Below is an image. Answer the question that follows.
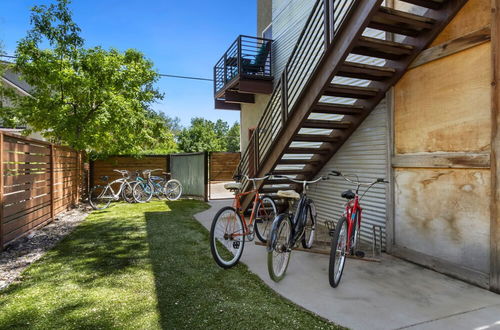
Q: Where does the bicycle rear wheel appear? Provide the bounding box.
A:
[301,201,316,249]
[89,185,111,210]
[267,214,292,282]
[329,216,348,288]
[254,195,277,243]
[210,207,245,268]
[164,179,182,201]
[133,181,154,203]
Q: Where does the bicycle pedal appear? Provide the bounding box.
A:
[355,250,365,258]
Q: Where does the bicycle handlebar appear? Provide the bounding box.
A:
[113,169,129,178]
[330,170,388,186]
[272,174,328,185]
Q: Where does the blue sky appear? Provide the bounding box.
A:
[0,0,254,126]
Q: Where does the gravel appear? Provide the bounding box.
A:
[0,205,91,291]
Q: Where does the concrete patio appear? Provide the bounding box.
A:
[196,200,500,330]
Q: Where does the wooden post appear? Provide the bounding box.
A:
[0,132,4,251]
[76,151,81,204]
[490,0,500,293]
[204,151,209,202]
[50,144,55,221]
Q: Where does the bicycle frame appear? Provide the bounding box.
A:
[100,177,129,200]
[343,195,362,253]
[231,189,266,237]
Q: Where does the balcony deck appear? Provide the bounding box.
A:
[213,35,274,110]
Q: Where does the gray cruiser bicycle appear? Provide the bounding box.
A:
[89,169,135,210]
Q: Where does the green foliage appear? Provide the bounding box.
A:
[1,0,175,156]
[226,122,240,152]
[177,117,240,153]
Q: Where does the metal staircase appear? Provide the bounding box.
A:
[237,0,467,209]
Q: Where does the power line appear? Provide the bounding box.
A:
[0,54,213,82]
[159,74,212,82]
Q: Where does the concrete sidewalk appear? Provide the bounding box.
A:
[196,200,500,330]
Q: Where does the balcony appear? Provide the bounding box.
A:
[213,35,274,110]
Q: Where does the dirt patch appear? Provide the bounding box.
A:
[0,205,91,291]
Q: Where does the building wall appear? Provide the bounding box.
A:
[257,0,272,36]
[391,0,492,287]
[240,94,270,152]
[309,101,388,246]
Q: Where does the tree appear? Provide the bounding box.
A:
[177,117,223,152]
[0,0,174,156]
[177,117,240,153]
[226,122,240,152]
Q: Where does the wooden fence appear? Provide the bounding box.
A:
[209,152,240,181]
[0,132,84,250]
[90,155,169,187]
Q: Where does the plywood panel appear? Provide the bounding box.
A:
[395,43,491,154]
[431,0,491,47]
[394,168,490,273]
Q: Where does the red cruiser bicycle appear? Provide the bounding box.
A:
[328,170,388,288]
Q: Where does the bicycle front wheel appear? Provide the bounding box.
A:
[301,201,316,249]
[133,181,154,203]
[210,207,245,269]
[89,185,111,210]
[329,216,348,288]
[254,195,277,243]
[267,214,292,282]
[121,181,135,203]
[164,179,182,201]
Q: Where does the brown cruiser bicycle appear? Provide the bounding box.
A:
[210,174,277,269]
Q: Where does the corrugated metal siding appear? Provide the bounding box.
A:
[308,101,388,247]
[271,0,316,78]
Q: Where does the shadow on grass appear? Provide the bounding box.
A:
[145,200,340,330]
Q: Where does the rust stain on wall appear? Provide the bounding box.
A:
[395,169,490,244]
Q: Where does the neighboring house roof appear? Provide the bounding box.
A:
[1,62,33,97]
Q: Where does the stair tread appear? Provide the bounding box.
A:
[323,83,380,99]
[286,147,331,155]
[369,7,435,36]
[293,134,340,142]
[302,119,351,129]
[353,36,415,60]
[398,0,445,10]
[278,158,322,165]
[312,102,365,115]
[337,61,395,81]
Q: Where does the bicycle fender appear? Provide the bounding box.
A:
[266,213,288,252]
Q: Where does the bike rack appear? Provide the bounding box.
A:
[372,225,383,257]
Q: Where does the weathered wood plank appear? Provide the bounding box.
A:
[392,152,491,168]
[410,26,491,69]
[490,0,500,293]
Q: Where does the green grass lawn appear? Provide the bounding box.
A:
[0,200,341,329]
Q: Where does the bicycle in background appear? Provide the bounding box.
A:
[266,174,325,282]
[210,174,277,269]
[328,170,388,288]
[89,169,135,210]
[132,169,183,202]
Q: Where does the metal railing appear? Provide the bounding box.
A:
[213,35,273,95]
[236,0,357,190]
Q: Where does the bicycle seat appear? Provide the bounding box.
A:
[100,176,110,182]
[277,190,300,200]
[224,182,241,191]
[341,189,355,200]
